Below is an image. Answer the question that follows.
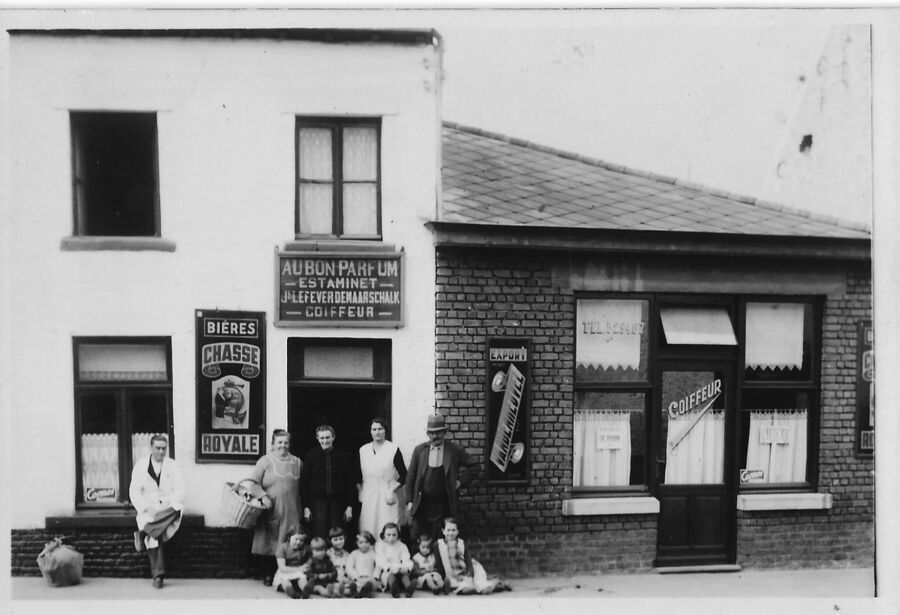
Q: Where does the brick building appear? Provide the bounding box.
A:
[430,124,873,575]
[4,23,872,581]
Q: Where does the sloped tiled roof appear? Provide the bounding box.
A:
[441,122,870,240]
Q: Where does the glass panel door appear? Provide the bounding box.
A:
[659,370,726,485]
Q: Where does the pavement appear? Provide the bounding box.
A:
[8,566,875,600]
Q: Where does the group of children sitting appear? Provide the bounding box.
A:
[274,517,511,598]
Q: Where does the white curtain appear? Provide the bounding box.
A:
[81,433,119,497]
[664,410,724,484]
[576,300,644,370]
[745,410,807,483]
[745,303,805,370]
[573,409,632,487]
[131,432,154,467]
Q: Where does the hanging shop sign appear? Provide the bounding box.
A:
[195,310,266,463]
[856,320,874,455]
[276,251,403,327]
[485,338,530,484]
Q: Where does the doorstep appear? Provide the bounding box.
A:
[655,564,742,574]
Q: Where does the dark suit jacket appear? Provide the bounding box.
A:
[299,446,357,508]
[405,440,478,517]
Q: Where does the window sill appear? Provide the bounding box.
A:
[46,511,204,529]
[562,496,660,516]
[61,236,176,252]
[284,239,396,253]
[736,492,832,511]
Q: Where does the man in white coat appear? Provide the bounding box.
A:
[129,434,185,589]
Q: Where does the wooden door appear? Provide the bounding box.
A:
[655,363,736,566]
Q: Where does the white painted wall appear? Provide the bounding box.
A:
[6,32,440,528]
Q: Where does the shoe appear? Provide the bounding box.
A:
[348,582,358,598]
[301,582,313,599]
[152,576,163,589]
[263,576,273,587]
[405,583,416,598]
[276,584,284,593]
[432,585,443,595]
[133,531,144,553]
[285,585,300,599]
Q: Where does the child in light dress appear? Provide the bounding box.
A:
[410,534,445,594]
[345,530,379,598]
[273,525,311,598]
[375,522,414,597]
[434,517,511,595]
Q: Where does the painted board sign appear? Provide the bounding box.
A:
[857,320,874,455]
[485,338,530,484]
[276,251,403,327]
[195,310,266,463]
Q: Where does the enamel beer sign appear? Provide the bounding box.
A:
[195,310,266,463]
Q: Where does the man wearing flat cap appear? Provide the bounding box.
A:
[405,414,479,541]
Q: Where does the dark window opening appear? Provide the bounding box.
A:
[71,112,159,237]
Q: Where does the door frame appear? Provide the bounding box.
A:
[652,358,738,567]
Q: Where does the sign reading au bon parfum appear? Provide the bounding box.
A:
[195,309,266,463]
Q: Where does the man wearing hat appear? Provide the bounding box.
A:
[405,414,479,541]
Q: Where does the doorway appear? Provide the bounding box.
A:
[655,362,736,567]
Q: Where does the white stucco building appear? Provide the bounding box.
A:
[5,25,442,544]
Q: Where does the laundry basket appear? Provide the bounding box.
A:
[220,480,269,529]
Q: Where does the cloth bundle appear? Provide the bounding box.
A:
[36,537,84,587]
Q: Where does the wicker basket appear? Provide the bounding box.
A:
[220,480,269,529]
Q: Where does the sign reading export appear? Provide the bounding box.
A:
[276,252,403,327]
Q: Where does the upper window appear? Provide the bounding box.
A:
[744,302,813,381]
[71,112,159,237]
[74,338,173,507]
[295,118,381,239]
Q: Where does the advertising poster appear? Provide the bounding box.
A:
[195,310,266,463]
[485,338,530,484]
[857,320,874,455]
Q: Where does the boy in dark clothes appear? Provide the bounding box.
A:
[303,536,340,598]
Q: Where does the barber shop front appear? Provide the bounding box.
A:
[431,124,873,575]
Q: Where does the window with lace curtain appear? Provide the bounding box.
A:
[74,338,173,507]
[295,118,381,238]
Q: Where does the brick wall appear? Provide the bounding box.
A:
[12,527,253,578]
[435,247,873,574]
[735,264,874,568]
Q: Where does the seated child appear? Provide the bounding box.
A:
[346,530,379,598]
[410,534,444,595]
[374,522,414,598]
[302,537,340,598]
[327,526,351,597]
[274,525,311,599]
[434,517,511,595]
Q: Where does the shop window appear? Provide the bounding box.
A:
[574,298,651,491]
[744,302,813,381]
[74,339,173,507]
[738,390,810,487]
[295,118,381,239]
[574,392,647,488]
[576,299,649,382]
[71,112,159,237]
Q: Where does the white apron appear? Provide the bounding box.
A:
[358,441,401,537]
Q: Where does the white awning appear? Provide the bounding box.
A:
[660,307,737,346]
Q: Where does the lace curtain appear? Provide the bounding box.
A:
[573,409,632,487]
[81,432,156,499]
[745,410,807,483]
[664,410,725,484]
